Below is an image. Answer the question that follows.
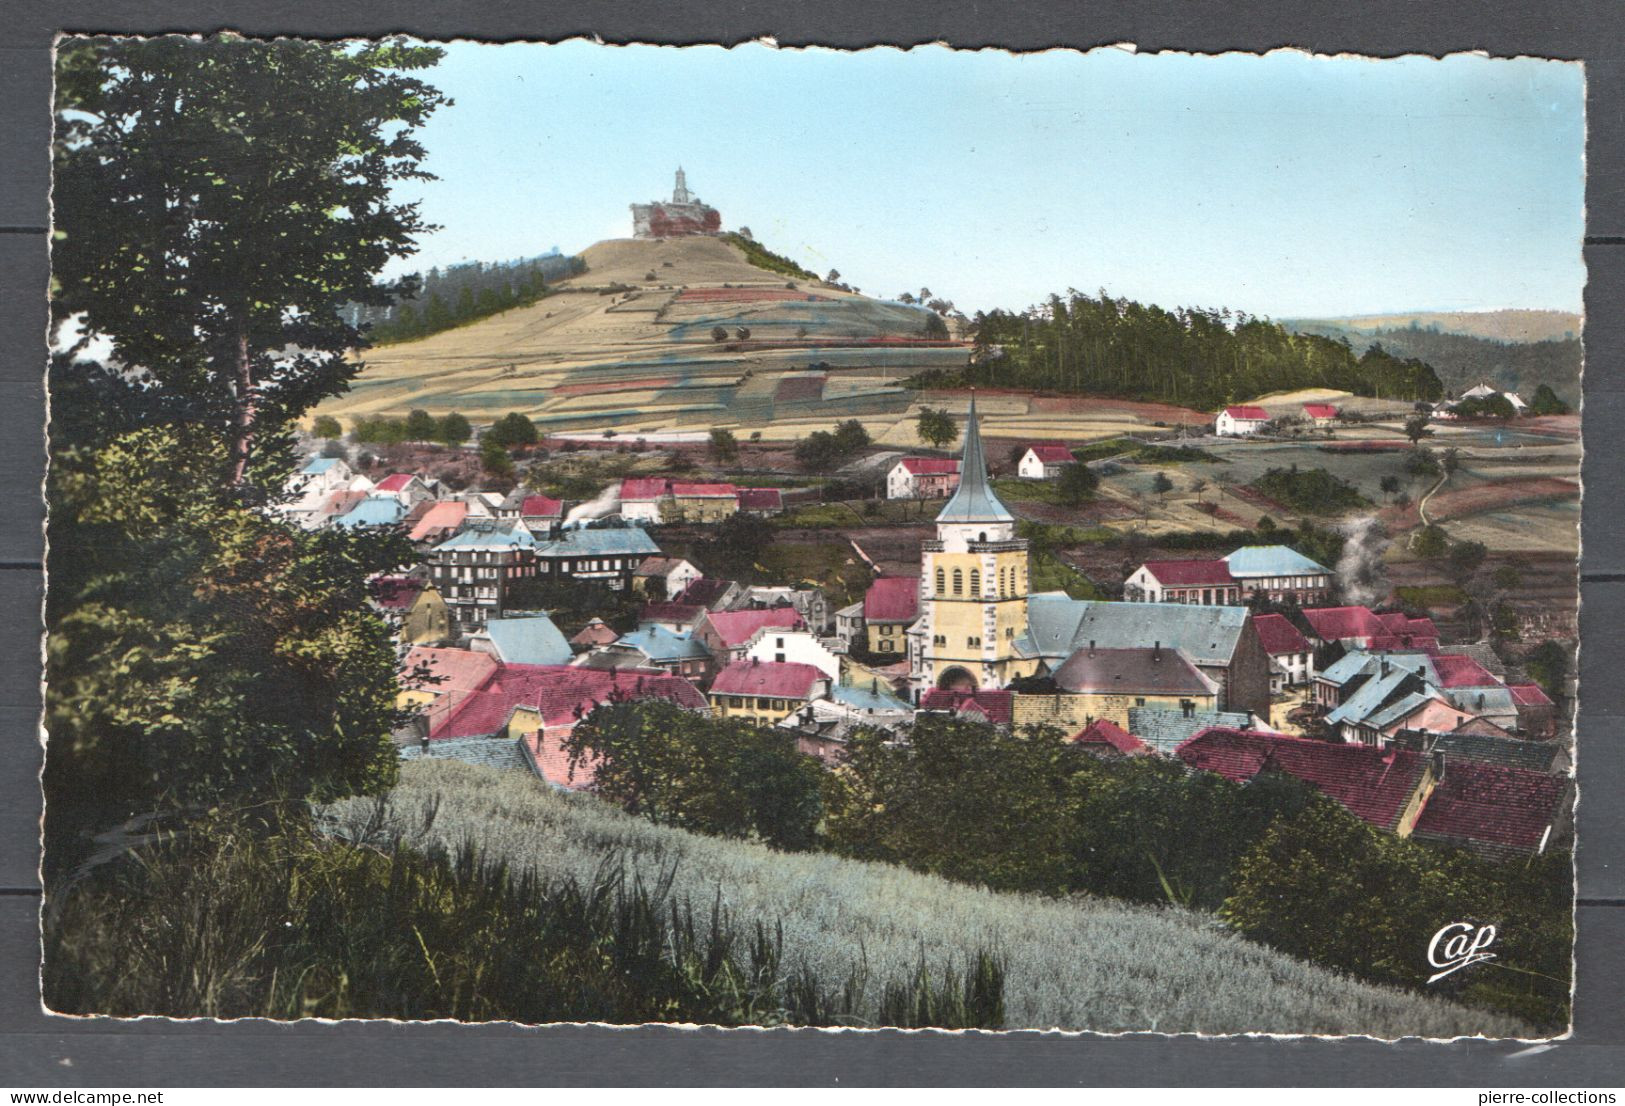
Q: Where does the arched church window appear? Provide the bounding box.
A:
[970,569,980,597]
[952,569,963,596]
[935,567,945,595]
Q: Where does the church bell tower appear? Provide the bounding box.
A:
[913,395,1035,697]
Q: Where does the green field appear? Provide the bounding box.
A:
[323,761,1530,1036]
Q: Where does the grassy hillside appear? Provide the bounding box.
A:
[323,760,1530,1037]
[316,235,962,442]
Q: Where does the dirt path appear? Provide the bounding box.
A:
[1417,471,1450,526]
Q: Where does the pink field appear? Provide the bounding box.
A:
[1380,476,1580,531]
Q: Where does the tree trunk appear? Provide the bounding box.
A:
[228,327,255,486]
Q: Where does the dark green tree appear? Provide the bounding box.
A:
[311,415,343,440]
[1056,461,1099,506]
[487,412,539,448]
[437,412,472,448]
[708,427,739,463]
[52,36,447,487]
[480,434,515,479]
[566,701,824,850]
[1530,384,1570,416]
[1404,413,1434,446]
[404,408,438,441]
[794,431,843,473]
[916,407,959,449]
[832,419,872,453]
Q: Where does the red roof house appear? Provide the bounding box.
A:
[1303,403,1340,421]
[1224,405,1271,422]
[710,659,827,700]
[1428,653,1501,689]
[1026,443,1075,464]
[433,665,703,739]
[1252,613,1310,657]
[671,482,739,499]
[1509,683,1554,707]
[619,477,671,502]
[521,494,563,519]
[374,473,416,493]
[676,578,740,610]
[1411,760,1571,858]
[1141,559,1236,587]
[569,618,620,649]
[1176,727,1430,832]
[696,608,806,662]
[899,458,962,476]
[1072,718,1151,757]
[1301,606,1389,645]
[408,500,469,544]
[736,487,784,513]
[864,576,920,625]
[918,688,1015,726]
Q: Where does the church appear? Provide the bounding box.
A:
[630,167,722,239]
[907,398,1272,720]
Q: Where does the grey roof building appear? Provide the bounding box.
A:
[1127,706,1255,756]
[1020,594,1272,721]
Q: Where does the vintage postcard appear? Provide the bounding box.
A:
[42,38,1582,1038]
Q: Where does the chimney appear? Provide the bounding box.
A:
[1381,657,1390,678]
[1088,639,1096,656]
[1153,640,1162,661]
[1432,750,1447,781]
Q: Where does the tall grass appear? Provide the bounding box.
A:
[44,810,1004,1028]
[322,761,1533,1037]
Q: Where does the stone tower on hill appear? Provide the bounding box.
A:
[631,167,722,239]
[912,395,1039,697]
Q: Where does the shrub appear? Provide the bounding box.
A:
[44,811,1001,1028]
[566,701,825,851]
[1250,466,1371,515]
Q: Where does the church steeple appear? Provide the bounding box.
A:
[937,393,1013,526]
[672,166,692,205]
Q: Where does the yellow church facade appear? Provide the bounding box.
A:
[911,397,1043,696]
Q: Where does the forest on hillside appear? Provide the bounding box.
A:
[949,292,1445,410]
[344,252,587,344]
[1284,322,1583,408]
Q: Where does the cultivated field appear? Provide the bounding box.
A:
[323,760,1532,1037]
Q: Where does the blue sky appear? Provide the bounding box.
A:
[387,42,1585,319]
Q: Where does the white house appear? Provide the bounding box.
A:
[1122,559,1241,605]
[1457,382,1528,413]
[1216,405,1271,437]
[633,556,702,599]
[619,478,671,524]
[1302,403,1340,428]
[742,627,840,680]
[1017,443,1075,479]
[886,457,961,500]
[280,457,374,529]
[372,472,437,507]
[833,601,865,652]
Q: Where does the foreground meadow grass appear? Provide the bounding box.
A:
[324,760,1531,1037]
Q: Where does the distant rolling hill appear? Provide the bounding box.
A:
[1284,309,1579,344]
[318,235,967,441]
[1283,311,1582,408]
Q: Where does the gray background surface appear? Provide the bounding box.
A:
[1,0,1621,1085]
